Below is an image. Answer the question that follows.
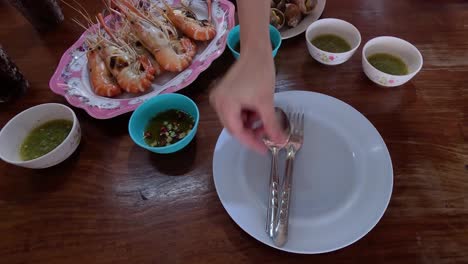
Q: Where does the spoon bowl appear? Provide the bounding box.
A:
[263,107,290,148]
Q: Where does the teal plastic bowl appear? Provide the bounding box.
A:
[227,24,282,59]
[128,94,199,154]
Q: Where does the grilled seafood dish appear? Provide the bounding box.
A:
[65,0,217,98]
[270,0,317,29]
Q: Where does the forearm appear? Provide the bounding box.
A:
[237,0,272,58]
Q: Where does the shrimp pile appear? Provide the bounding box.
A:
[67,0,217,98]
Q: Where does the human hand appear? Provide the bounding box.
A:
[210,53,286,153]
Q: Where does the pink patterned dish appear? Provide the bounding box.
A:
[49,0,235,119]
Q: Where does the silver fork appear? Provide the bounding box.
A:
[273,110,304,247]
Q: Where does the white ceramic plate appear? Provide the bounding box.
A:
[213,91,393,254]
[280,0,326,40]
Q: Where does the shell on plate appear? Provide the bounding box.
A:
[270,8,285,29]
[271,0,277,8]
[290,0,318,14]
[273,0,286,12]
[284,3,302,27]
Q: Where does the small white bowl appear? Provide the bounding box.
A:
[362,36,423,87]
[0,103,81,169]
[305,18,361,65]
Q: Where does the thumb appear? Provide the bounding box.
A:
[258,106,287,144]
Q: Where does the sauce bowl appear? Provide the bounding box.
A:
[0,103,81,169]
[362,36,423,87]
[128,94,199,154]
[305,18,361,65]
[227,24,282,59]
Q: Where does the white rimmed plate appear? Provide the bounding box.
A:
[213,91,393,253]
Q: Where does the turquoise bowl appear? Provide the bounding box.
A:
[227,24,282,59]
[129,94,199,154]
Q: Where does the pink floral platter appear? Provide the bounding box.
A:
[49,0,235,119]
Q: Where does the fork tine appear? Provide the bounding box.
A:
[300,111,304,136]
[294,111,298,126]
[296,111,301,135]
[292,111,298,134]
[289,111,296,136]
[287,110,294,131]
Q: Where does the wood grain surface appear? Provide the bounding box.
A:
[0,0,467,263]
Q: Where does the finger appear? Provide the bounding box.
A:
[224,108,268,154]
[252,126,265,139]
[241,110,248,124]
[242,110,262,130]
[258,105,287,144]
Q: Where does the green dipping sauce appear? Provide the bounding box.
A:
[143,109,194,147]
[311,34,352,53]
[20,119,73,161]
[367,53,409,75]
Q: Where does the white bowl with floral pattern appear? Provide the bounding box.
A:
[305,18,361,65]
[362,36,423,87]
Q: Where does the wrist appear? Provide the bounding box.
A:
[241,33,272,54]
[238,54,274,77]
[239,41,274,65]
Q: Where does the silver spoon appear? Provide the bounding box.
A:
[263,107,290,238]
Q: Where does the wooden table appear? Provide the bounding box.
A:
[1,0,467,263]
